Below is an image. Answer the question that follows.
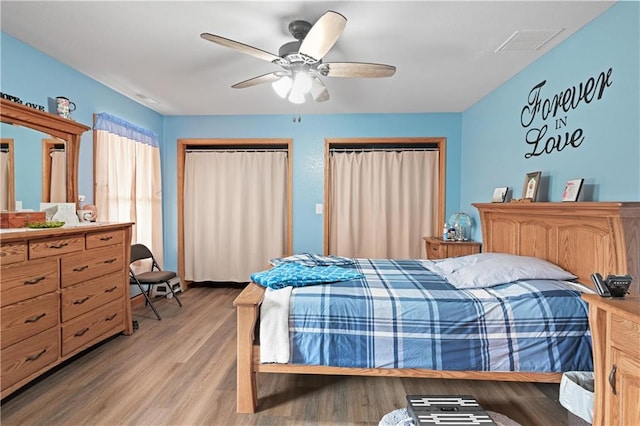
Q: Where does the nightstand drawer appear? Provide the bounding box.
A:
[611,313,640,357]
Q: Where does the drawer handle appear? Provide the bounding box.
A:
[25,349,47,361]
[74,328,90,337]
[73,265,89,272]
[609,364,617,395]
[48,242,69,249]
[104,286,118,293]
[25,313,46,323]
[104,258,117,264]
[73,296,91,305]
[105,313,118,321]
[99,236,113,241]
[24,276,46,285]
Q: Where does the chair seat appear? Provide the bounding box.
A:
[134,270,177,284]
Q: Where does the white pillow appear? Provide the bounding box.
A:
[435,253,577,289]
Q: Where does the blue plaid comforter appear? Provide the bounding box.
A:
[288,258,593,372]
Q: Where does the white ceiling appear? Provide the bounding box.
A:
[1,1,616,116]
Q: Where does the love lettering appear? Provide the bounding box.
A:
[520,68,613,158]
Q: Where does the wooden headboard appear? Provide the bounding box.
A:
[473,202,640,295]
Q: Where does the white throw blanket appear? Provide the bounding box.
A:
[259,286,292,363]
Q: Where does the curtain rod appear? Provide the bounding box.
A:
[185,149,288,153]
[330,147,439,153]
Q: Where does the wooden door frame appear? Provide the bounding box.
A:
[177,138,294,287]
[324,137,446,255]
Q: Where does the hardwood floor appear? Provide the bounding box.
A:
[1,285,571,425]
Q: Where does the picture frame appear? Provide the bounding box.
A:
[522,171,541,201]
[562,178,584,202]
[491,187,508,203]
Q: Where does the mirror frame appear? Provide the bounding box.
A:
[0,98,90,209]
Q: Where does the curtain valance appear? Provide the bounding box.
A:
[94,112,158,147]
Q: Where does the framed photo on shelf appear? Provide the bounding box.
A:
[522,171,541,201]
[491,187,508,203]
[562,178,584,202]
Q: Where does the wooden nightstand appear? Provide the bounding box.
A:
[581,295,640,426]
[423,237,481,260]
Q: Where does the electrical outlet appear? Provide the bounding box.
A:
[15,200,22,210]
[315,204,323,215]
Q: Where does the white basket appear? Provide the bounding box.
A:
[559,372,594,425]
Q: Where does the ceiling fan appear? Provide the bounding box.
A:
[200,10,396,104]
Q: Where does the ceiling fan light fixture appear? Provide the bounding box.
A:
[272,75,293,98]
[292,71,313,95]
[288,90,306,104]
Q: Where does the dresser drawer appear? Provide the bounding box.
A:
[0,241,27,265]
[61,272,124,322]
[61,299,124,356]
[0,258,59,307]
[426,241,447,259]
[1,327,59,391]
[610,313,640,357]
[86,230,125,250]
[61,245,124,288]
[29,235,84,259]
[1,293,59,349]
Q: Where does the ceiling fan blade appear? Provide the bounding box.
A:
[318,62,396,78]
[232,72,281,89]
[200,33,281,63]
[310,77,330,102]
[298,11,347,61]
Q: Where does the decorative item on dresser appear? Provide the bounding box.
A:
[0,222,134,399]
[581,295,640,426]
[423,237,481,260]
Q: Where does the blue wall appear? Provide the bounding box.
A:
[461,2,640,240]
[163,113,461,269]
[1,2,638,272]
[0,33,164,209]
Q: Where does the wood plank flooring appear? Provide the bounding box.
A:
[1,285,571,425]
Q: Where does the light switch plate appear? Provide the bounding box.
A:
[315,204,323,215]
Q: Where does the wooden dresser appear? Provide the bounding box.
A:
[582,294,640,426]
[1,223,133,399]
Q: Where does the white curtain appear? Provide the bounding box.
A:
[49,150,66,203]
[0,151,8,211]
[329,150,439,259]
[183,151,287,282]
[94,113,163,265]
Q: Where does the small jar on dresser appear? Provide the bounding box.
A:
[423,236,481,260]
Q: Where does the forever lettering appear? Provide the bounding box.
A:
[520,68,613,158]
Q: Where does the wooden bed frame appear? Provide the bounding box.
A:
[233,202,640,413]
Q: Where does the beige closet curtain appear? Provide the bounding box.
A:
[49,150,66,203]
[94,115,163,265]
[329,150,439,259]
[183,151,287,282]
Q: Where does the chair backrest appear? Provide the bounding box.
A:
[130,243,154,264]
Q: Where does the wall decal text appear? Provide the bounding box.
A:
[520,68,613,158]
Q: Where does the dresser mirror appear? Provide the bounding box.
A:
[0,98,90,211]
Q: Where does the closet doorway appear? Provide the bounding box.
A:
[178,138,293,285]
[325,137,445,259]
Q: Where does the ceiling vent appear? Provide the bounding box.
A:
[495,29,564,52]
